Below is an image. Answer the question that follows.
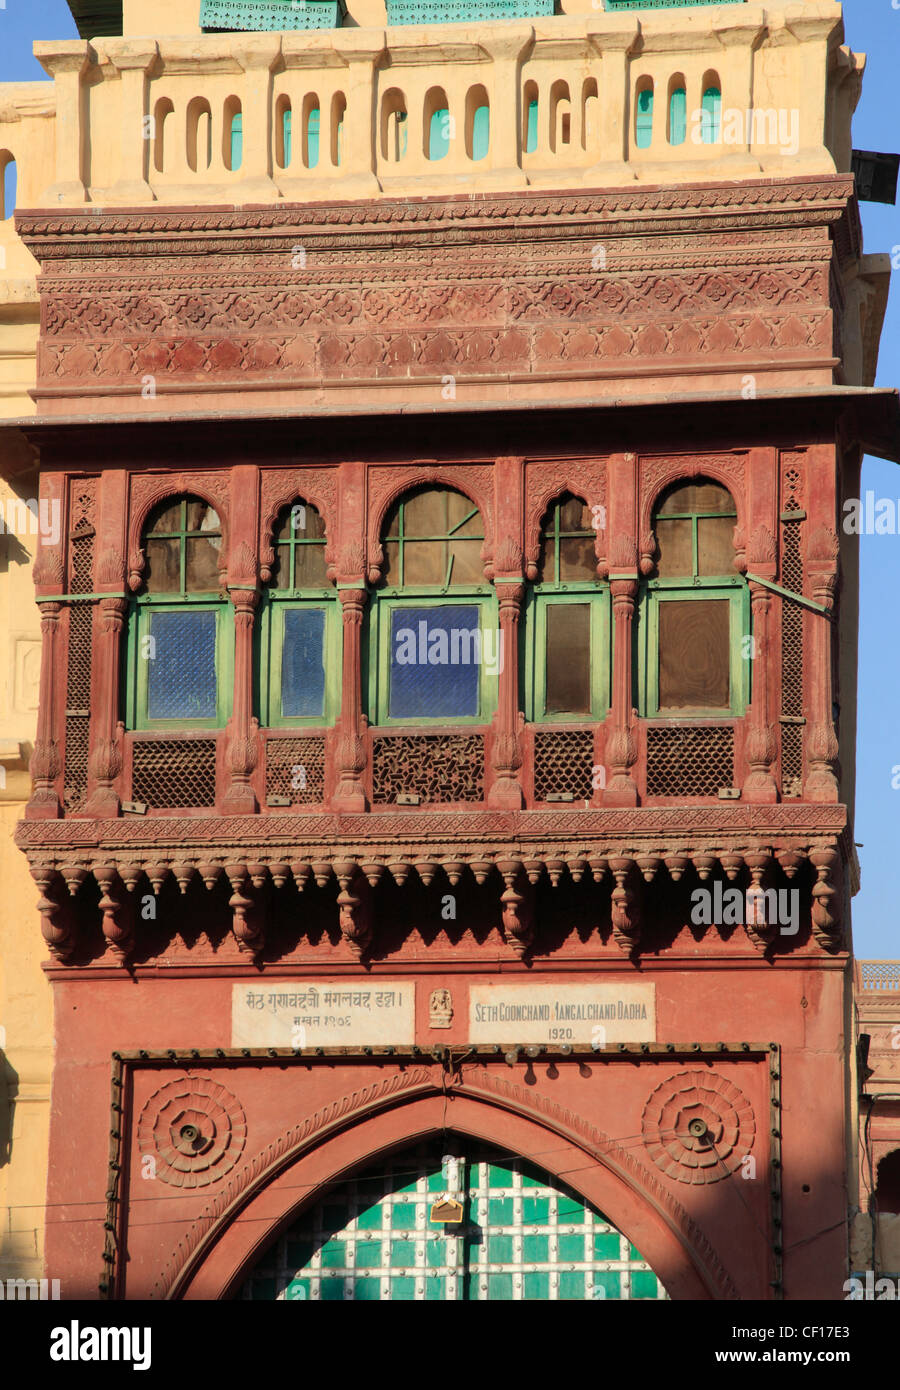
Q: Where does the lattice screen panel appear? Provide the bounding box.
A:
[646,725,734,797]
[265,736,326,805]
[533,729,594,801]
[241,1145,668,1302]
[131,738,217,808]
[63,606,92,814]
[780,462,805,798]
[372,734,484,804]
[63,478,97,814]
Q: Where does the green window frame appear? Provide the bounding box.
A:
[523,495,609,723]
[368,488,497,727]
[638,484,749,719]
[125,497,233,732]
[256,501,340,728]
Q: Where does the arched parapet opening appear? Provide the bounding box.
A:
[155,1077,736,1301]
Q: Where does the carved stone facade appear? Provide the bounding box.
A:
[8,134,892,1305]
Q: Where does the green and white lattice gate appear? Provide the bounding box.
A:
[241,1144,668,1301]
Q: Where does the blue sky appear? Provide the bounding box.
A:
[0,1,897,955]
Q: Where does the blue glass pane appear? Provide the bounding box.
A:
[282,608,326,719]
[669,88,686,146]
[472,105,489,162]
[526,98,538,154]
[148,610,217,720]
[429,108,449,162]
[389,606,480,719]
[635,88,653,149]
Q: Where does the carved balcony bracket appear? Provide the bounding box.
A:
[225,861,264,958]
[31,864,74,962]
[93,863,134,964]
[496,857,533,959]
[809,844,843,953]
[608,856,641,957]
[335,860,372,961]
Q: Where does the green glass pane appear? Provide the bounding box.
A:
[559,1271,585,1300]
[524,1271,549,1299]
[425,1277,446,1300]
[321,1240,345,1267]
[390,1239,416,1266]
[393,1203,416,1230]
[354,1278,383,1301]
[488,1198,513,1224]
[393,1277,417,1300]
[594,1231,621,1260]
[559,1234,584,1262]
[426,1239,447,1266]
[429,107,450,161]
[669,87,686,145]
[523,1197,549,1224]
[521,1170,544,1188]
[488,1164,511,1187]
[230,111,243,170]
[489,1235,513,1263]
[472,104,489,161]
[701,86,721,144]
[523,1234,549,1261]
[356,1204,383,1230]
[307,106,320,169]
[526,98,538,154]
[283,107,291,165]
[355,1240,382,1268]
[632,1270,659,1299]
[594,1271,621,1299]
[320,1278,345,1301]
[285,1278,309,1301]
[558,1196,584,1224]
[488,1273,513,1300]
[636,87,653,149]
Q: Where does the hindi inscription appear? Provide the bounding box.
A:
[232,982,416,1047]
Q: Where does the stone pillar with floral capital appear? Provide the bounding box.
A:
[223,586,260,815]
[333,586,368,813]
[27,602,62,818]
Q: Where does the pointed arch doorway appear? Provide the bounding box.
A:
[239,1141,668,1302]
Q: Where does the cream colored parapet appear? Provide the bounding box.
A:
[0,3,862,211]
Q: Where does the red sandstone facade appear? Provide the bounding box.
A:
[10,171,898,1300]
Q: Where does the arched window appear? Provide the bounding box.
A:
[257,501,339,726]
[524,495,609,722]
[126,496,232,729]
[701,85,721,145]
[639,480,748,717]
[369,486,496,725]
[668,83,686,146]
[635,81,654,150]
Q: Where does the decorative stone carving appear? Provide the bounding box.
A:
[429,988,453,1029]
[642,1071,756,1184]
[137,1076,247,1190]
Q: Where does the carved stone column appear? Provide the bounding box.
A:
[86,597,128,817]
[489,581,524,809]
[232,35,281,200]
[105,40,158,203]
[742,582,778,803]
[333,587,368,813]
[327,35,384,195]
[605,579,638,805]
[223,588,260,815]
[804,526,840,802]
[34,43,91,203]
[27,602,62,818]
